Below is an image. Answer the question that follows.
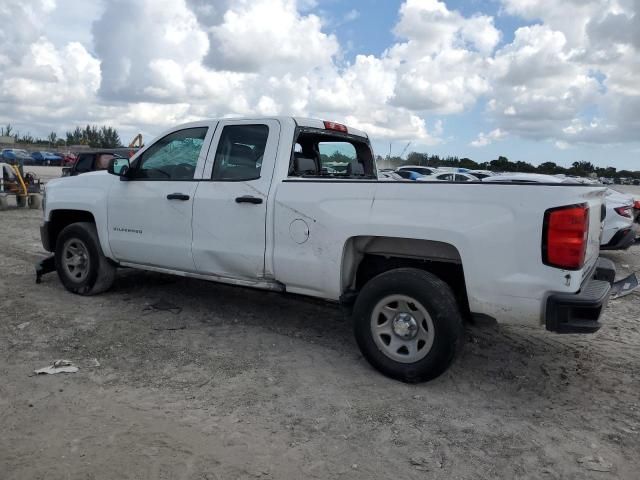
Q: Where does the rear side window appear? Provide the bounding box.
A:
[212,124,269,181]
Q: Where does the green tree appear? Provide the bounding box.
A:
[489,156,514,172]
[99,126,122,148]
[537,162,563,174]
[406,152,429,166]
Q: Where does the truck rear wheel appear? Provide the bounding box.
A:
[0,195,8,211]
[16,195,27,208]
[353,268,464,383]
[55,222,116,295]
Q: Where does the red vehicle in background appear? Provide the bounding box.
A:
[60,152,77,166]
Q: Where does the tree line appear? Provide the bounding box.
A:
[0,123,122,148]
[378,152,640,180]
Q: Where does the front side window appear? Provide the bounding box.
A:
[133,127,208,180]
[212,124,269,181]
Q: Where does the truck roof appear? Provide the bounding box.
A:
[168,117,368,139]
[293,117,368,138]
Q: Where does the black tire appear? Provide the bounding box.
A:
[55,222,116,295]
[16,195,27,208]
[0,195,8,211]
[353,268,464,383]
[27,194,41,209]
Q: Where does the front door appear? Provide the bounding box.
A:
[192,119,280,280]
[108,125,213,272]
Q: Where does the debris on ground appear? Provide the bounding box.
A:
[142,300,182,315]
[33,360,79,375]
[151,321,187,331]
[90,358,101,367]
[610,272,639,299]
[577,455,613,472]
[16,322,31,330]
[409,454,443,471]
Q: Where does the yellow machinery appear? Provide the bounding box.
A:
[128,133,143,157]
[0,162,43,210]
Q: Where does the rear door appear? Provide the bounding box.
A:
[192,119,280,280]
[107,124,214,271]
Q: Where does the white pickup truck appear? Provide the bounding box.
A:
[40,117,615,382]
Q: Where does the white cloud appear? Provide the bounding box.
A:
[344,9,360,22]
[491,0,640,145]
[0,0,638,157]
[470,128,506,147]
[205,0,338,74]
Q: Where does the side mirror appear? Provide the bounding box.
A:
[108,158,130,178]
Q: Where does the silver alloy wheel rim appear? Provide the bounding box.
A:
[61,238,90,282]
[370,294,435,363]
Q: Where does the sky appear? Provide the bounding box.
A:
[0,0,639,169]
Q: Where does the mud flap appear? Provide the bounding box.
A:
[35,255,56,284]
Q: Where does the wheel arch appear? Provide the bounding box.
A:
[341,236,469,316]
[44,209,97,252]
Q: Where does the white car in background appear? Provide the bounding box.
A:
[484,173,636,250]
[378,171,404,181]
[468,170,495,179]
[428,172,479,182]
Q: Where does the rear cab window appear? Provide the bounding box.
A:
[289,128,375,179]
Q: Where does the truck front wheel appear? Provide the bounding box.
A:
[55,222,116,295]
[353,268,464,383]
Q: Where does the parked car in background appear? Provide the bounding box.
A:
[396,165,439,176]
[468,170,494,179]
[59,152,77,167]
[431,172,479,182]
[1,148,33,165]
[378,171,404,181]
[601,189,637,250]
[484,173,636,250]
[394,169,425,180]
[62,151,123,177]
[31,151,63,166]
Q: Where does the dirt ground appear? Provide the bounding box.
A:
[1,187,640,479]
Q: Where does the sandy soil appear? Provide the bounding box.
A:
[1,208,639,480]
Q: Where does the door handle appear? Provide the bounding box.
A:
[167,193,190,201]
[235,195,263,204]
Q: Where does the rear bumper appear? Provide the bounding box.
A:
[601,228,636,250]
[545,257,615,334]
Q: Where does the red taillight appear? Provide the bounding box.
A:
[323,121,348,133]
[543,204,589,270]
[634,200,640,210]
[614,205,632,218]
